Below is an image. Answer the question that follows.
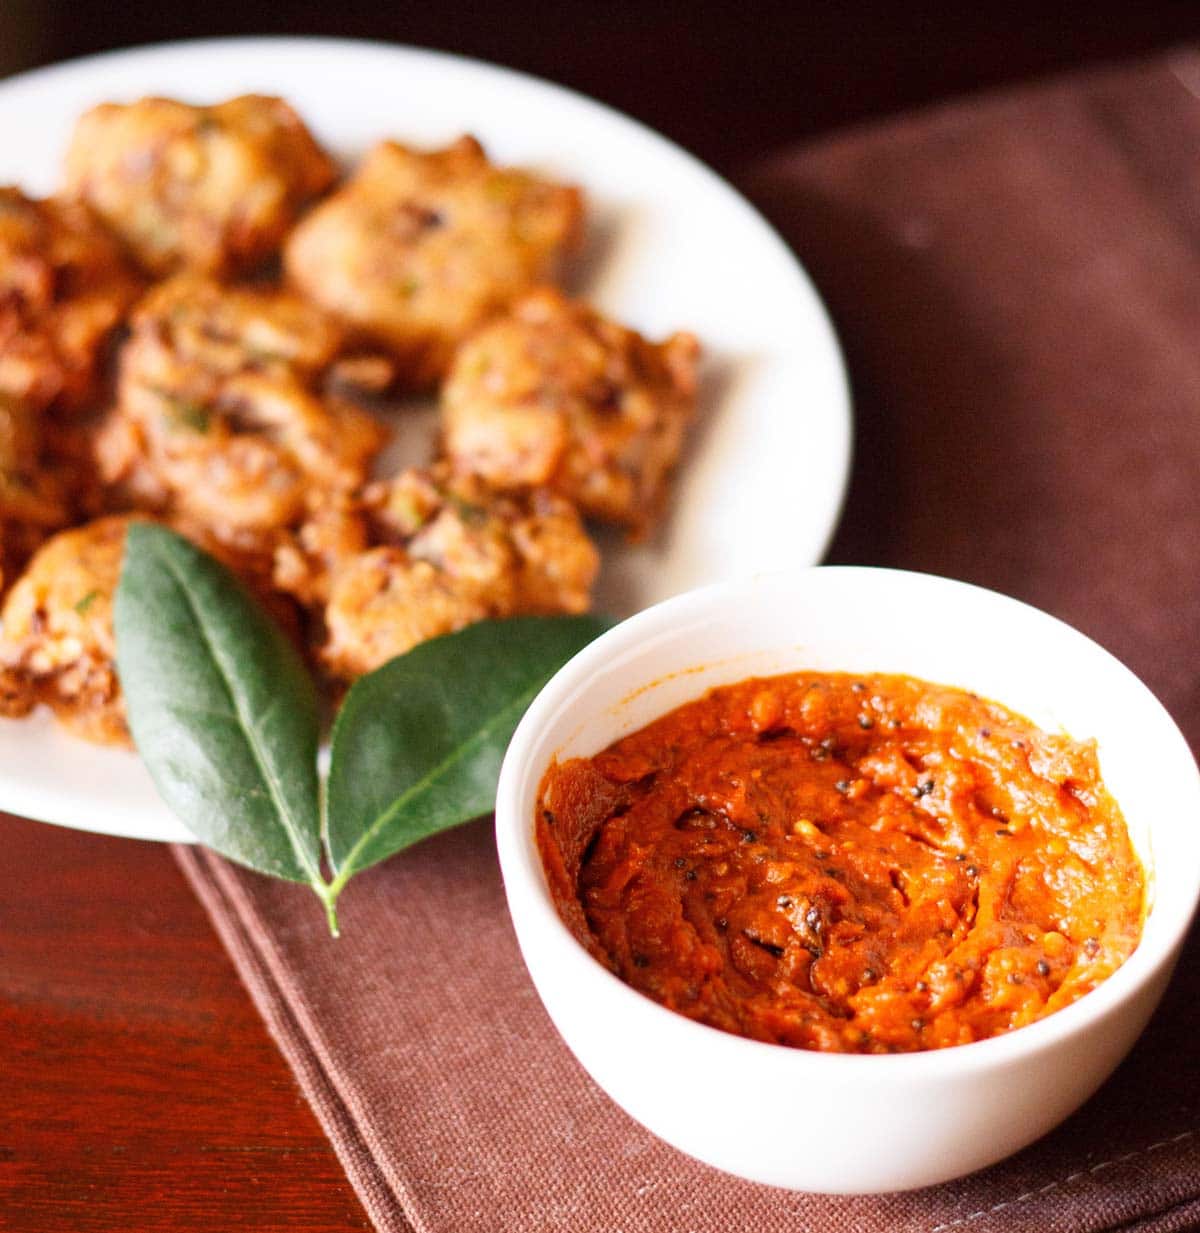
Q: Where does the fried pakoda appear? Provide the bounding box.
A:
[0,188,142,412]
[0,392,72,592]
[0,515,132,742]
[0,189,141,587]
[441,288,700,536]
[0,513,301,745]
[284,136,583,388]
[95,276,388,555]
[313,464,598,681]
[64,95,335,277]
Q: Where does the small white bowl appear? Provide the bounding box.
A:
[495,567,1200,1193]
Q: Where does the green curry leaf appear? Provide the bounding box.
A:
[115,527,610,934]
[114,524,329,907]
[324,615,612,899]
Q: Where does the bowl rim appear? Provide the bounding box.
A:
[495,564,1200,1077]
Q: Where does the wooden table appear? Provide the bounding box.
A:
[6,9,1200,1229]
[0,813,369,1229]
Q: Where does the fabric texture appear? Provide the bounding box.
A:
[174,50,1200,1233]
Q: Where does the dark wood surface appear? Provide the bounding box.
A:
[7,3,1200,175]
[0,812,369,1231]
[5,6,1200,1230]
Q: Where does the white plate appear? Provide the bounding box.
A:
[0,37,851,843]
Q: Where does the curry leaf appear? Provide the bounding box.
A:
[114,524,330,907]
[324,615,612,900]
[116,527,611,935]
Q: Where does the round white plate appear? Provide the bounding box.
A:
[0,37,851,843]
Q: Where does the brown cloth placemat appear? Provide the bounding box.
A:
[175,51,1200,1233]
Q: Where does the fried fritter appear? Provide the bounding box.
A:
[95,276,388,556]
[314,464,599,681]
[0,188,139,588]
[0,513,301,745]
[270,494,368,609]
[441,288,700,535]
[0,514,130,743]
[63,95,335,277]
[284,136,583,387]
[0,392,73,592]
[0,188,142,412]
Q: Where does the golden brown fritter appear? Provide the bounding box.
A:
[314,464,599,681]
[284,136,583,388]
[95,276,388,557]
[63,95,335,277]
[441,287,700,535]
[0,514,139,743]
[0,392,73,592]
[0,185,141,588]
[0,513,302,745]
[270,494,368,609]
[0,188,142,413]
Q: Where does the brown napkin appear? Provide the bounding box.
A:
[176,50,1200,1233]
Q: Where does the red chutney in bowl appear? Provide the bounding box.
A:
[536,672,1146,1054]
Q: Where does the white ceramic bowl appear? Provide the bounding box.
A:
[495,566,1200,1193]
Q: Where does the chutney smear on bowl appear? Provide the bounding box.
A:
[537,673,1145,1053]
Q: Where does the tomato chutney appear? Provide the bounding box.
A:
[536,673,1145,1053]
